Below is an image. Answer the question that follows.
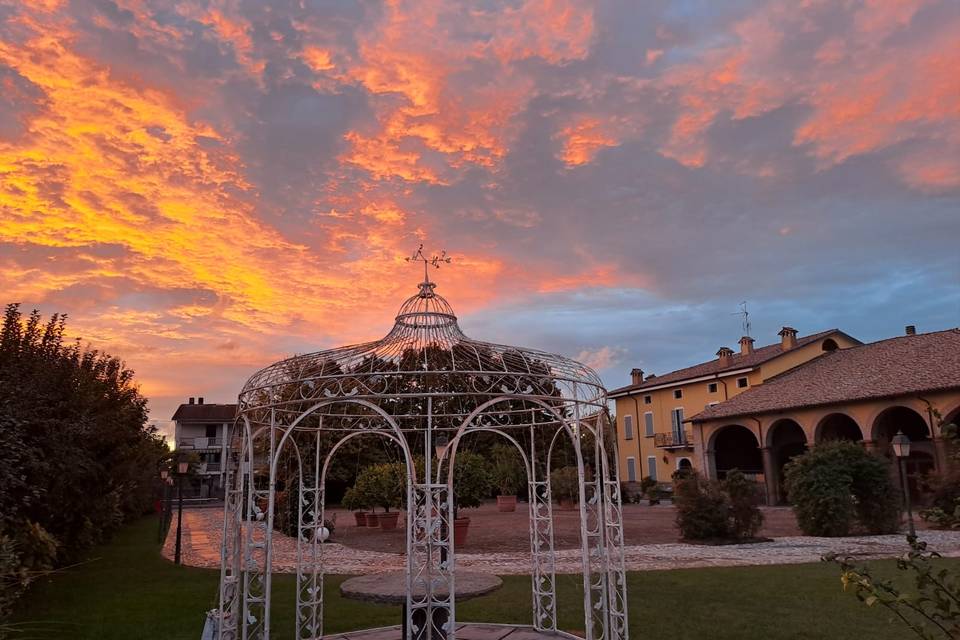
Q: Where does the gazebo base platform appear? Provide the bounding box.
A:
[329,623,585,640]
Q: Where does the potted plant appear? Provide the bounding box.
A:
[342,486,369,526]
[451,451,492,545]
[490,444,524,512]
[355,463,404,529]
[550,466,579,510]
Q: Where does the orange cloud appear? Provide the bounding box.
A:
[556,117,618,166]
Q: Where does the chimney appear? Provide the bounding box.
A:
[905,325,916,336]
[630,368,644,385]
[188,397,195,405]
[198,397,204,405]
[778,327,798,350]
[739,336,755,356]
[716,347,734,367]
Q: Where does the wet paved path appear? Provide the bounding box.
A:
[163,505,960,574]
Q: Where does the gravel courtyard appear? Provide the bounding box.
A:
[163,501,960,574]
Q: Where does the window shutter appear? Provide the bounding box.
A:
[623,415,634,440]
[644,412,654,436]
[646,456,657,481]
[626,458,637,482]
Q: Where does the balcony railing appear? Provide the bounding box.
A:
[198,462,222,474]
[654,431,693,449]
[178,437,223,450]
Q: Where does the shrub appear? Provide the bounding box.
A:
[452,451,492,516]
[341,486,369,512]
[784,441,900,537]
[489,444,524,496]
[723,470,764,539]
[550,466,580,505]
[354,462,405,513]
[674,473,730,540]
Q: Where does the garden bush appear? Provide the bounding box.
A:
[674,470,765,541]
[550,466,580,505]
[0,304,167,620]
[674,472,731,540]
[724,470,765,539]
[784,441,900,537]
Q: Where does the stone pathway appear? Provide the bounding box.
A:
[163,507,960,574]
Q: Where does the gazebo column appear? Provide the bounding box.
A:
[408,482,454,640]
[217,426,244,640]
[296,430,324,640]
[527,418,557,638]
[598,436,628,640]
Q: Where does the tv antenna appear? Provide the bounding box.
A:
[731,301,751,337]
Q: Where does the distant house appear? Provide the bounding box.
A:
[171,397,237,499]
[609,326,861,496]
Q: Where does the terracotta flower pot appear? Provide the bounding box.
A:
[557,499,577,511]
[366,512,382,527]
[453,517,470,547]
[496,495,518,512]
[379,511,400,530]
[354,511,367,527]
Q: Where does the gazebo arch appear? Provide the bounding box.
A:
[215,278,628,640]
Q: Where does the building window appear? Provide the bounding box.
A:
[623,415,634,440]
[644,412,654,437]
[708,382,718,393]
[671,408,685,442]
[705,401,720,409]
[737,377,748,388]
[677,457,693,471]
[205,424,218,438]
[626,457,637,482]
[643,394,652,404]
[673,389,683,399]
[646,456,658,481]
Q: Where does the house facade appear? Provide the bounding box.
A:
[609,327,861,495]
[172,397,237,499]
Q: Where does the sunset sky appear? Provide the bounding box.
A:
[1,0,958,440]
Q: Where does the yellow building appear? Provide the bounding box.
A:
[609,327,861,497]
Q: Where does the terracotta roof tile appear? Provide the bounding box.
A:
[691,329,960,422]
[609,329,850,395]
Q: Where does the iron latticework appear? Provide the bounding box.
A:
[216,277,628,640]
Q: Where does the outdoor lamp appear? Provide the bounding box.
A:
[891,430,911,458]
[434,433,449,460]
[178,460,189,474]
[160,469,169,480]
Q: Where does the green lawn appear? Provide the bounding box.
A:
[9,516,937,639]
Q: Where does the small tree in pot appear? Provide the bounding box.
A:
[342,486,370,527]
[451,451,492,545]
[490,444,524,512]
[550,466,579,510]
[354,462,405,529]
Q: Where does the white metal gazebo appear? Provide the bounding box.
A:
[215,268,628,640]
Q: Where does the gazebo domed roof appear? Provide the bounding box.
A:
[238,278,606,423]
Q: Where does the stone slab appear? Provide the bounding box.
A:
[340,571,503,605]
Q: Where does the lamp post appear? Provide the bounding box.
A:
[891,430,916,538]
[175,460,189,565]
[158,469,169,542]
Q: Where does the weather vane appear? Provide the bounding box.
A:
[405,244,452,283]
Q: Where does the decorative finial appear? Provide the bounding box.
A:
[405,244,452,287]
